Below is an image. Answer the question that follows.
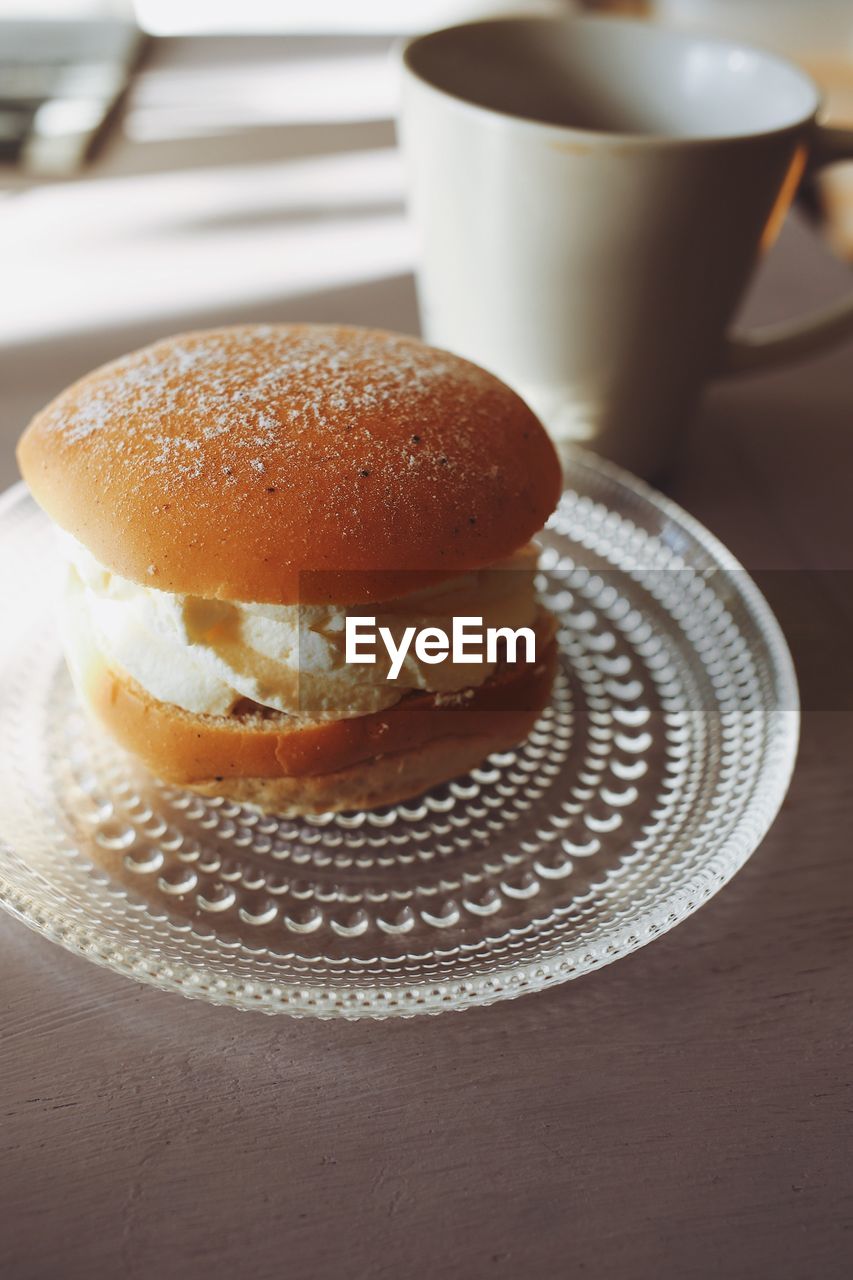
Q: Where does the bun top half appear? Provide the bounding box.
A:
[18,324,561,604]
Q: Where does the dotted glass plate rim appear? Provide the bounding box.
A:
[0,447,799,1018]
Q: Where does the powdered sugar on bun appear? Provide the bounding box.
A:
[18,324,561,604]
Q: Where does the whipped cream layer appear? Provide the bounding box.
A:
[60,533,540,723]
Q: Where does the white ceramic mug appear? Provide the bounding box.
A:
[398,16,853,476]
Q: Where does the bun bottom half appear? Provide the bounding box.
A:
[186,730,537,815]
[65,610,557,815]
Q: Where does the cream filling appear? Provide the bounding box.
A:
[59,533,540,723]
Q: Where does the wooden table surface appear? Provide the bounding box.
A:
[0,36,851,1280]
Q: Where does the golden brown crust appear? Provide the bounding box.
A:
[18,324,561,604]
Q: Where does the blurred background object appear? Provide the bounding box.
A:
[0,1,575,180]
[399,14,853,475]
[0,0,144,176]
[649,0,852,58]
[136,1,574,37]
[582,0,853,259]
[577,0,649,12]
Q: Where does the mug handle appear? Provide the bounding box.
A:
[716,123,853,375]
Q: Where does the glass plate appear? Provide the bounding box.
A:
[0,448,798,1018]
